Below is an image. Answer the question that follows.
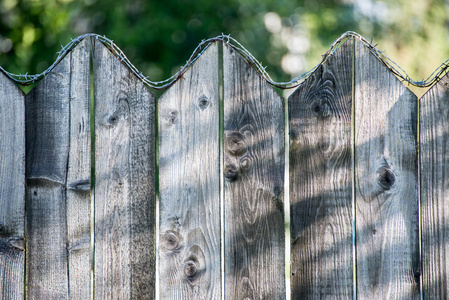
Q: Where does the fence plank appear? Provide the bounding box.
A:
[354,40,420,299]
[223,44,285,299]
[289,39,353,299]
[158,43,220,299]
[25,47,71,299]
[0,71,25,299]
[420,74,449,298]
[66,38,92,299]
[93,39,156,299]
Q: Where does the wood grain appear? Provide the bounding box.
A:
[289,39,353,299]
[354,39,420,299]
[66,38,92,299]
[26,38,92,299]
[0,71,25,299]
[223,44,285,299]
[25,44,71,299]
[158,43,220,299]
[420,73,449,298]
[93,38,156,299]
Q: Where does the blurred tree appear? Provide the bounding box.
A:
[0,0,448,94]
[0,0,74,74]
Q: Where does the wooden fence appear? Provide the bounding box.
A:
[1,35,449,299]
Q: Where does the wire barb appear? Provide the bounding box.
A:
[0,31,447,90]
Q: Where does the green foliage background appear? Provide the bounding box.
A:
[1,0,448,95]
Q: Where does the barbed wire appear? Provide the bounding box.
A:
[1,31,448,90]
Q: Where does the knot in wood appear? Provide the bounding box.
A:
[68,179,91,192]
[225,132,247,156]
[197,95,210,110]
[224,164,239,181]
[8,237,24,251]
[309,98,330,118]
[160,230,183,252]
[108,114,118,125]
[377,167,395,190]
[106,99,130,126]
[184,259,198,277]
[166,111,178,125]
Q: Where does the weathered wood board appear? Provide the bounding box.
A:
[354,39,420,299]
[25,45,71,300]
[25,37,91,300]
[93,38,156,299]
[289,39,353,299]
[223,44,285,299]
[0,71,25,299]
[420,73,449,299]
[158,43,220,299]
[66,38,92,299]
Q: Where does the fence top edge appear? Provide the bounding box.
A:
[0,31,447,90]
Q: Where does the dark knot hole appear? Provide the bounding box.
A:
[378,167,395,190]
